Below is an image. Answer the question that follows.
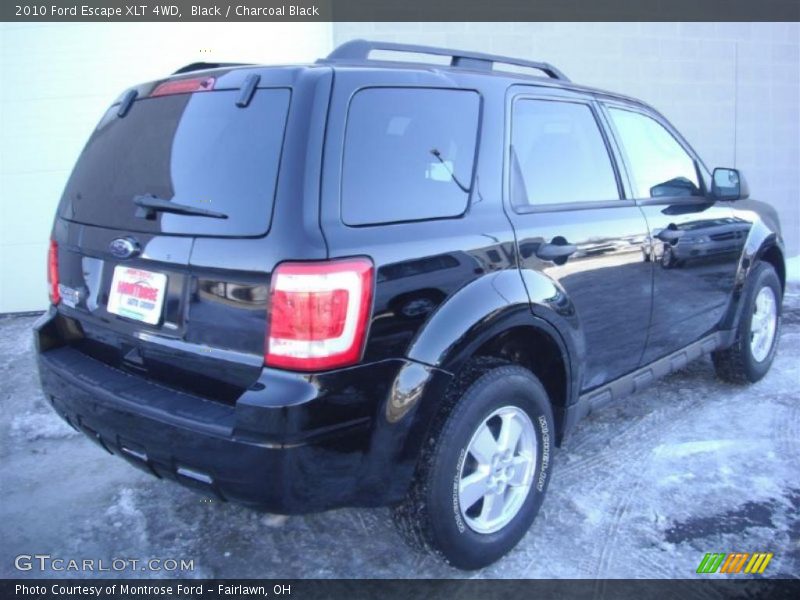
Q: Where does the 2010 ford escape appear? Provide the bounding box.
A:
[35,40,786,569]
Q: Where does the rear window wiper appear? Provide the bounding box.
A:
[133,194,228,220]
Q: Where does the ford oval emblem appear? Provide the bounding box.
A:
[108,237,140,259]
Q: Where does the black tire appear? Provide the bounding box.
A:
[713,262,782,383]
[393,359,555,570]
[661,245,676,269]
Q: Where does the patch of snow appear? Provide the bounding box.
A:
[261,514,289,528]
[652,439,740,458]
[106,488,142,519]
[659,472,696,485]
[752,476,785,498]
[583,507,604,525]
[10,412,79,441]
[787,254,800,284]
[567,496,605,525]
[104,488,150,546]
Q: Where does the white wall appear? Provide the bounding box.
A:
[2,22,798,312]
[0,22,332,313]
[334,22,800,263]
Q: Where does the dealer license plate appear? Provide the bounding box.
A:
[106,266,167,325]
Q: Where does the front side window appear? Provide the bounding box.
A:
[608,108,701,198]
[341,88,480,226]
[511,99,620,207]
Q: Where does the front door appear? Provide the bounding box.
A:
[601,104,744,364]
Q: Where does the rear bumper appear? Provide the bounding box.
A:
[35,309,449,513]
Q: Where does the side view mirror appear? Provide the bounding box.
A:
[711,167,750,201]
[650,176,700,198]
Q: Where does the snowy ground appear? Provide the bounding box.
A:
[1,288,798,579]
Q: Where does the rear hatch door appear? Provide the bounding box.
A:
[53,69,297,403]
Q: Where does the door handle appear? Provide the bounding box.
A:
[656,228,684,243]
[535,241,578,262]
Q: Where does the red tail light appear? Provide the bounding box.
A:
[266,258,374,371]
[150,76,215,97]
[48,239,60,305]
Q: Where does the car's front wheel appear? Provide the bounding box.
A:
[713,261,782,383]
[393,360,554,569]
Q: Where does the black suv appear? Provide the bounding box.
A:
[35,41,785,569]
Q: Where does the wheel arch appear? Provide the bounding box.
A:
[470,323,572,444]
[757,242,786,296]
[719,231,786,332]
[405,270,579,444]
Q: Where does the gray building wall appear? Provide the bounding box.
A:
[0,23,796,312]
[0,23,331,313]
[334,23,800,257]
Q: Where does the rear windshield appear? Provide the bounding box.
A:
[59,88,290,237]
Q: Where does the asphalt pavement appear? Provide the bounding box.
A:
[1,287,798,579]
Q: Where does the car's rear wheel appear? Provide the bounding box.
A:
[457,405,537,535]
[713,262,782,383]
[661,245,676,268]
[393,360,554,570]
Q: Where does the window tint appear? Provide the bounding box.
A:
[341,88,479,226]
[59,89,290,237]
[608,108,701,198]
[511,100,619,207]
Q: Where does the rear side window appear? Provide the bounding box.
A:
[341,88,480,226]
[59,88,290,237]
[608,108,701,198]
[511,99,620,207]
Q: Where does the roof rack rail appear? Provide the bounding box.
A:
[320,39,569,82]
[172,62,251,75]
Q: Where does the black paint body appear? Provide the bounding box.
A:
[35,56,786,512]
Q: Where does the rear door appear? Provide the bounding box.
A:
[506,87,652,391]
[53,68,330,402]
